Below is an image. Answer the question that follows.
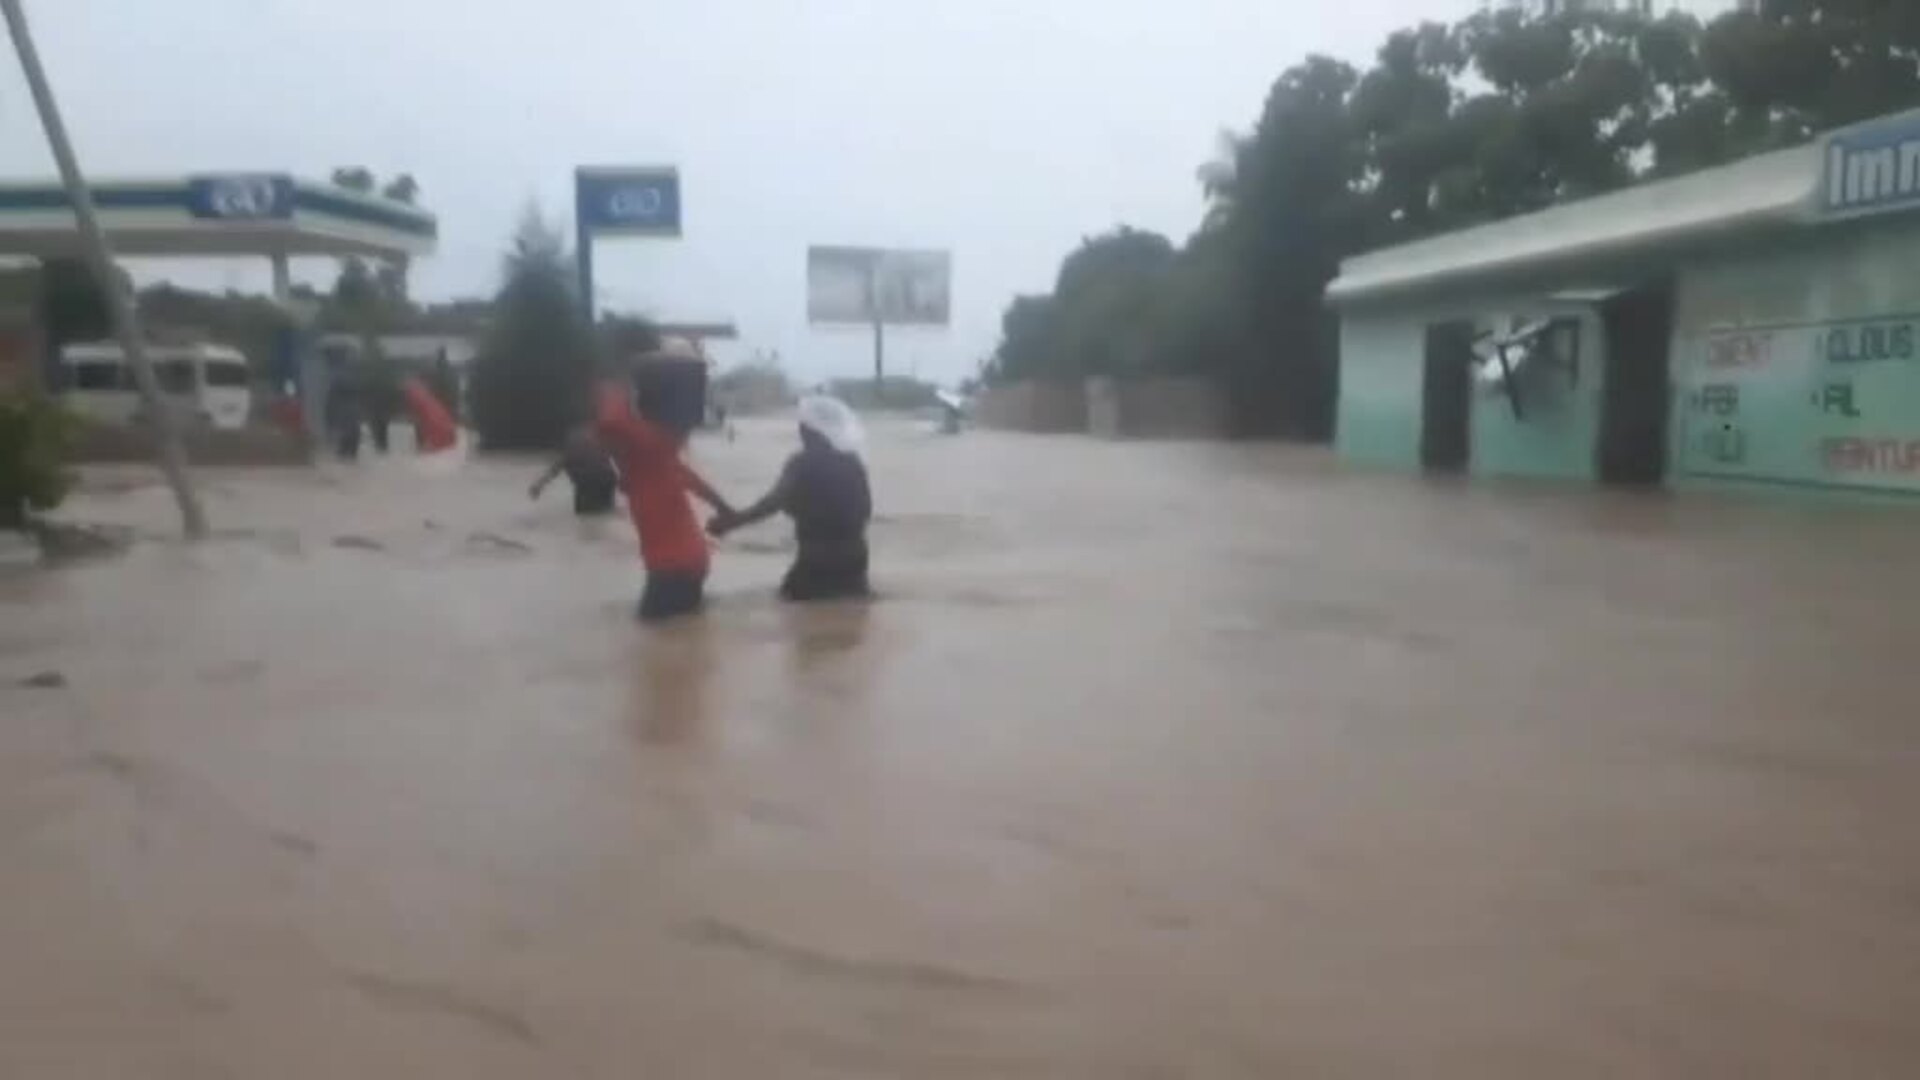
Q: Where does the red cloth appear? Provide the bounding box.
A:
[594,385,709,573]
[401,377,458,452]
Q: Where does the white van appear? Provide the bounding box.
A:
[59,341,253,430]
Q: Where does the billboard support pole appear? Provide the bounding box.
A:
[2,0,206,540]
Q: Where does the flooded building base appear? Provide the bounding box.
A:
[2,420,1916,1077]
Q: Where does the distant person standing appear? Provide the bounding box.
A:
[363,374,399,454]
[709,396,872,602]
[529,425,620,517]
[323,372,362,460]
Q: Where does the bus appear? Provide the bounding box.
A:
[58,341,253,431]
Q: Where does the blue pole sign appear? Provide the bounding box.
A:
[575,166,681,237]
[573,166,682,324]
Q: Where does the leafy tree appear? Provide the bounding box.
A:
[468,204,593,450]
[1349,23,1469,243]
[988,228,1185,391]
[985,294,1058,383]
[1050,227,1177,377]
[375,174,421,308]
[1205,56,1362,436]
[327,167,421,327]
[1655,0,1920,173]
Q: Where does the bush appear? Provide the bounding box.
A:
[0,390,78,529]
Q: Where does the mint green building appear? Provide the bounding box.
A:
[1328,107,1920,496]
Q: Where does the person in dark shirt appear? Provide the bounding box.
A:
[324,373,362,460]
[363,372,401,454]
[529,425,620,517]
[708,396,872,602]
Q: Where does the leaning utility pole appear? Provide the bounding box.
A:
[1,0,207,539]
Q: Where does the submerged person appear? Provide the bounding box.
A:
[709,395,872,602]
[594,381,736,622]
[529,425,620,517]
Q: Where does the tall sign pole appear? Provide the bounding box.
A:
[573,165,682,330]
[575,218,595,327]
[1,0,206,538]
[866,265,885,401]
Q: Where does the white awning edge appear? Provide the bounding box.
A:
[1328,144,1820,307]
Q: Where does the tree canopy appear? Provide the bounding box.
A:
[989,0,1920,438]
[467,205,596,450]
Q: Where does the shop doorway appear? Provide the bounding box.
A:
[1421,320,1475,472]
[1597,284,1675,486]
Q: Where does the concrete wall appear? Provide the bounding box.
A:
[1669,215,1920,496]
[1335,297,1605,482]
[1084,377,1228,439]
[975,378,1229,437]
[972,381,1088,433]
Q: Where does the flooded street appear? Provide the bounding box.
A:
[3,417,1917,1077]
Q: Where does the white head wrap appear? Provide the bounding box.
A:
[796,395,864,454]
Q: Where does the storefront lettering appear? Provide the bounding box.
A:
[1823,321,1915,364]
[1820,437,1920,473]
[1704,332,1771,370]
[1825,134,1920,215]
[1698,425,1746,465]
[1689,382,1739,416]
[1814,380,1860,417]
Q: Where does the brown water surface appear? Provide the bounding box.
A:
[2,418,1916,1077]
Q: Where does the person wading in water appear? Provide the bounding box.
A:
[529,424,620,517]
[594,381,735,621]
[708,396,872,602]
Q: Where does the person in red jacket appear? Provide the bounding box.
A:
[593,381,735,622]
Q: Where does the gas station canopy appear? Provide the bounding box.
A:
[0,173,435,259]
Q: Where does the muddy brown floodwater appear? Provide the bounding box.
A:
[2,416,1917,1077]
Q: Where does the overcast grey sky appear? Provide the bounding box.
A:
[0,0,1725,382]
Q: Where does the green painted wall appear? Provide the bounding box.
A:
[1335,300,1604,481]
[1334,315,1422,468]
[1671,216,1920,496]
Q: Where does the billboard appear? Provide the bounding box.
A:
[807,246,950,326]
